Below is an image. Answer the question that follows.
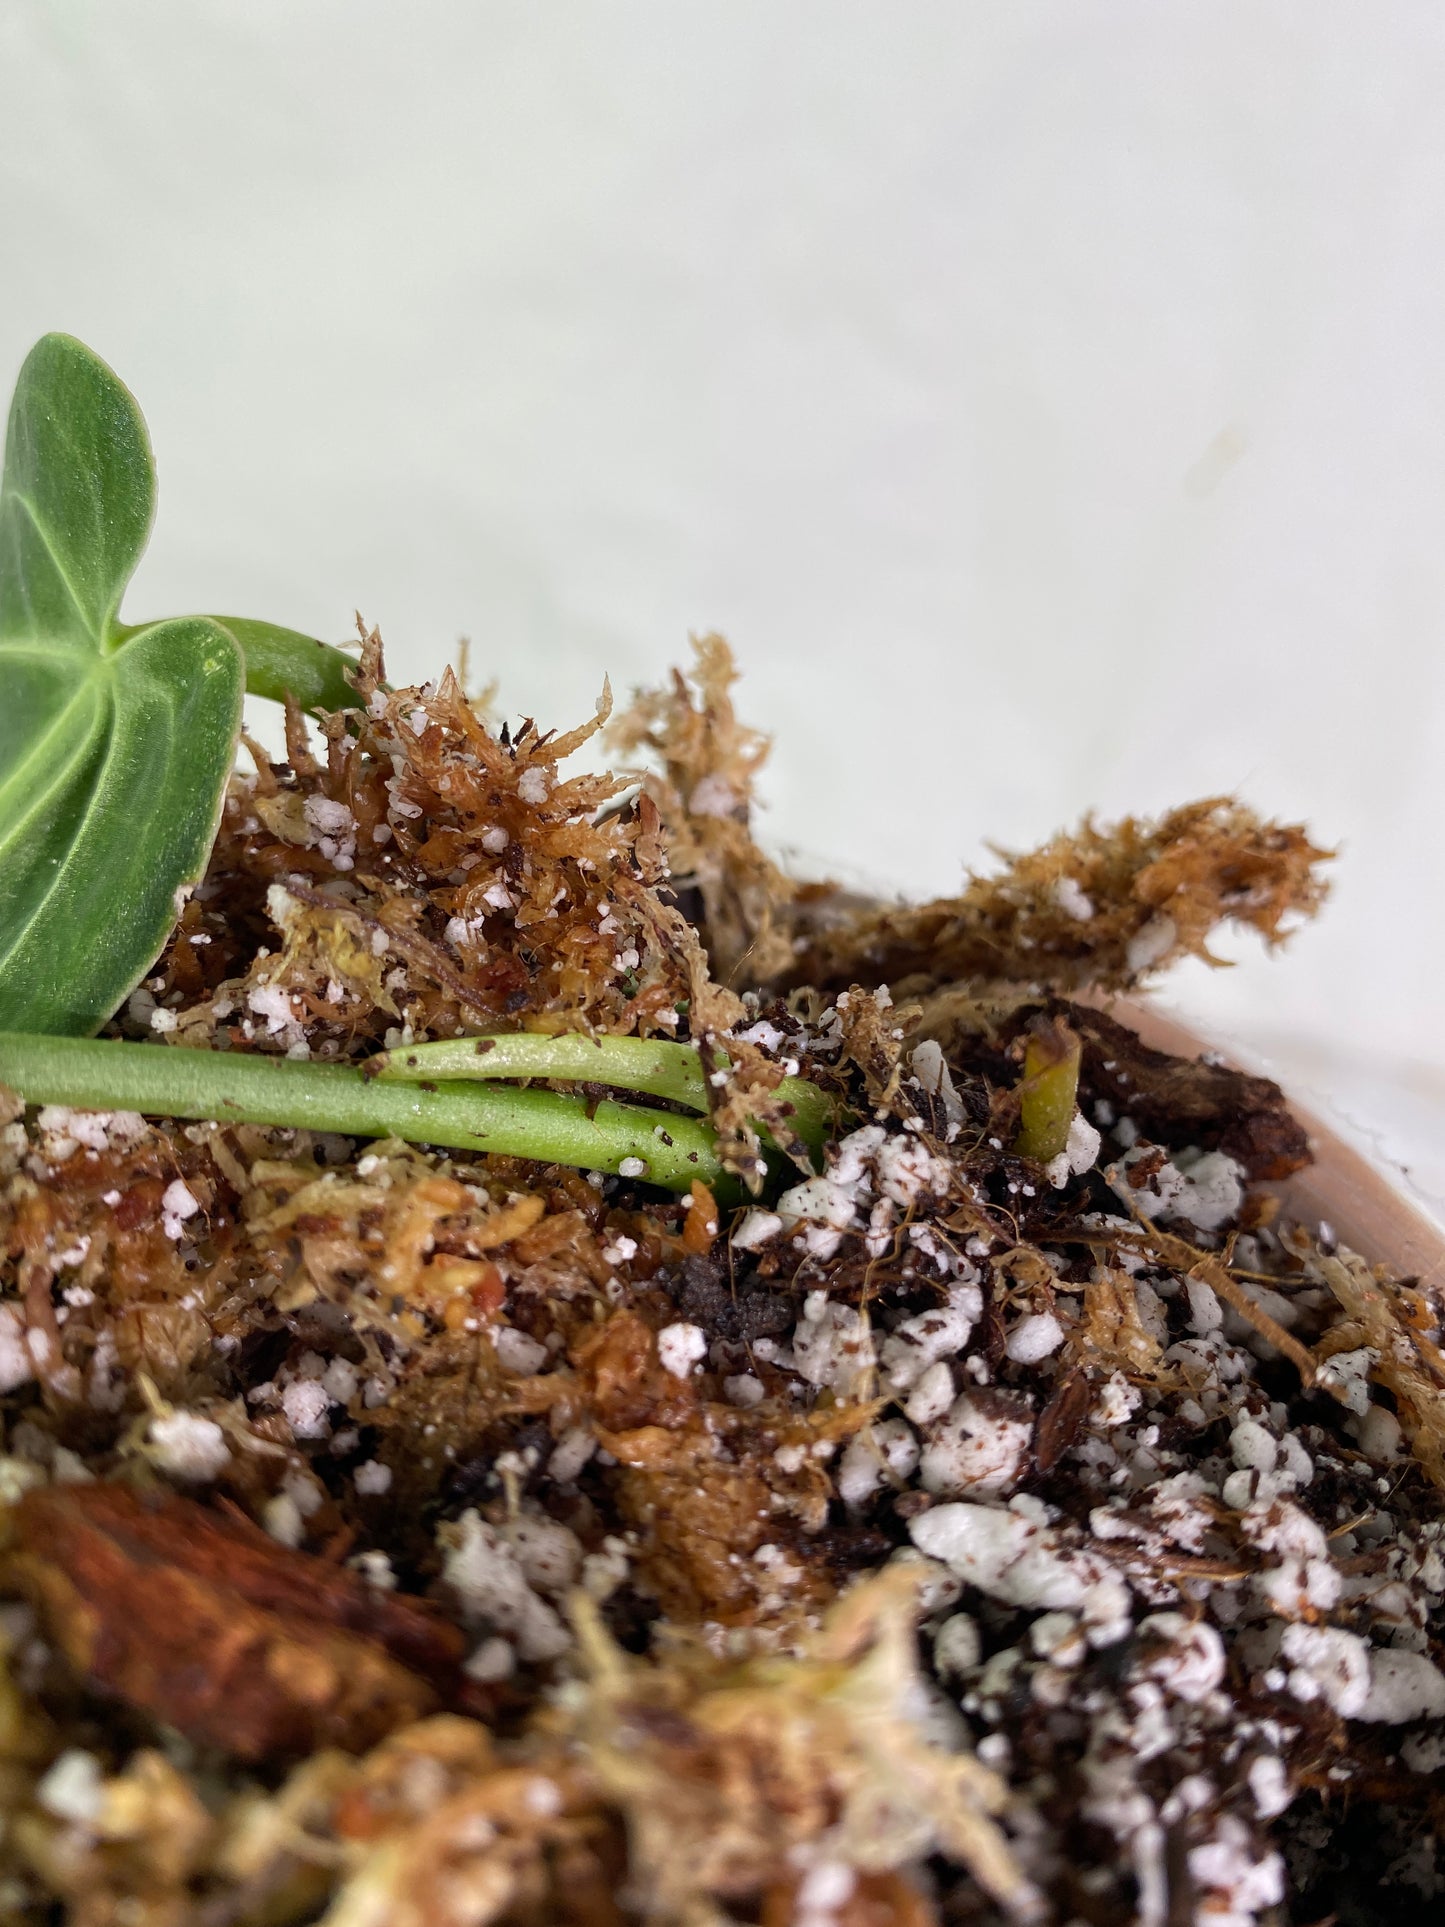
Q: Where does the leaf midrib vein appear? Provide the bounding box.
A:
[1,486,104,645]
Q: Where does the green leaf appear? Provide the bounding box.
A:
[0,334,154,651]
[0,336,245,1032]
[0,334,364,1036]
[0,617,242,1034]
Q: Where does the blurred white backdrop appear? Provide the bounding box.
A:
[2,3,1443,1212]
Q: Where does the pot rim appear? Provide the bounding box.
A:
[1100,995,1445,1286]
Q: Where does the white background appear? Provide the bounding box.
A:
[2,4,1443,1214]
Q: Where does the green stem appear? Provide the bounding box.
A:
[366,1032,838,1167]
[1012,1020,1082,1164]
[0,1033,735,1198]
[369,1032,710,1109]
[114,617,359,715]
[208,617,359,714]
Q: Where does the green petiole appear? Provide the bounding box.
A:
[368,1032,712,1109]
[112,615,357,716]
[1012,1019,1083,1164]
[365,1032,837,1166]
[0,1032,739,1199]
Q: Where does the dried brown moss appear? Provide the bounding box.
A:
[1,1572,1025,1927]
[149,627,696,1056]
[570,1566,1038,1924]
[780,798,1332,998]
[610,635,797,987]
[1314,1244,1445,1492]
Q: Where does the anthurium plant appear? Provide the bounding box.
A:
[0,335,829,1194]
[0,334,355,1035]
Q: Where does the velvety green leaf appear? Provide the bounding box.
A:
[0,338,244,1031]
[0,618,242,1034]
[0,334,153,650]
[0,333,357,1037]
